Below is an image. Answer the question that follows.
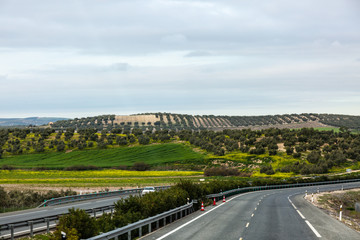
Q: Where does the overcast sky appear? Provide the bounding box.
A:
[0,0,359,118]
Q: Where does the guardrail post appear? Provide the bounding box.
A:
[93,209,96,218]
[128,230,131,240]
[115,236,118,240]
[111,207,113,216]
[29,221,34,237]
[180,210,183,218]
[46,218,50,233]
[164,217,166,225]
[139,226,142,237]
[10,224,14,240]
[148,223,151,233]
[156,220,159,229]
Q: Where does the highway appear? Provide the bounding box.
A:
[0,195,128,238]
[141,182,360,240]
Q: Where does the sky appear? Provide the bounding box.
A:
[0,0,359,118]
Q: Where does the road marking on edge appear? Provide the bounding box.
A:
[305,220,322,238]
[296,210,306,219]
[288,194,321,238]
[156,192,254,240]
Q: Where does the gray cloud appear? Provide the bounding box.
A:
[0,0,359,117]
[184,51,212,57]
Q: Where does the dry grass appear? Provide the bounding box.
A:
[305,188,360,232]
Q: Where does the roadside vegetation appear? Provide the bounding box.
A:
[0,186,76,213]
[317,190,360,231]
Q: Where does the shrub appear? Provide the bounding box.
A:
[53,208,98,239]
[260,165,275,175]
[64,165,100,171]
[1,165,15,170]
[204,167,240,176]
[132,162,150,171]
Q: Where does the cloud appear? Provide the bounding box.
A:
[108,63,129,71]
[184,51,212,57]
[161,34,187,45]
[0,0,360,117]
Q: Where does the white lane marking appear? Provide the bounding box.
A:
[251,213,254,217]
[0,210,48,220]
[156,192,253,240]
[296,210,306,219]
[246,222,250,228]
[305,220,322,238]
[291,203,297,210]
[254,207,257,210]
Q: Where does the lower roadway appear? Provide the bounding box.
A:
[0,195,129,238]
[141,182,360,240]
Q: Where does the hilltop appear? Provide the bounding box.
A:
[0,117,68,127]
[48,113,360,131]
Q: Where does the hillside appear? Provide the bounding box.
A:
[0,117,68,127]
[49,113,360,131]
[1,127,359,176]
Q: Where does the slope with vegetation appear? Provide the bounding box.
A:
[0,126,359,177]
[48,113,360,131]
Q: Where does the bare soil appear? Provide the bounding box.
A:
[305,188,360,232]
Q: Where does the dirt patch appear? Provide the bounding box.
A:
[305,188,360,232]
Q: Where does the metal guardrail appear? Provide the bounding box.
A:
[2,179,360,239]
[38,186,170,207]
[87,201,194,240]
[0,205,115,237]
[206,178,360,201]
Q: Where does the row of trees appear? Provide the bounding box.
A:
[47,113,360,131]
[0,187,76,212]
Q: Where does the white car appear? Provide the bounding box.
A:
[142,187,155,195]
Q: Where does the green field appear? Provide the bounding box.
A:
[0,143,205,169]
[0,169,204,187]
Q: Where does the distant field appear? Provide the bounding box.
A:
[0,143,205,169]
[313,127,340,132]
[0,169,203,187]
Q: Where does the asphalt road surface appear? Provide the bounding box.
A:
[0,195,129,238]
[141,182,360,240]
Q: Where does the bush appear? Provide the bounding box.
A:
[204,167,240,176]
[132,162,150,171]
[260,165,275,175]
[64,165,100,171]
[1,165,15,170]
[53,208,98,239]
